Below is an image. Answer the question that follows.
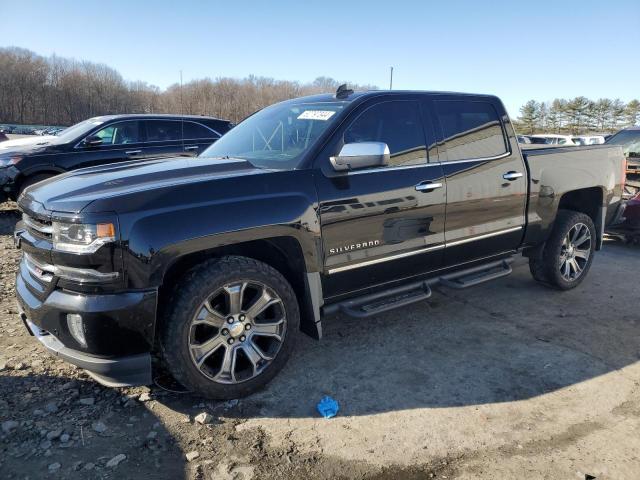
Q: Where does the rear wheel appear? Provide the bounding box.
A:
[160,256,299,399]
[528,210,596,290]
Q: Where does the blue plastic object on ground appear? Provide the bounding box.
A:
[317,396,339,418]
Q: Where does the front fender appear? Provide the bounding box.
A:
[119,172,321,289]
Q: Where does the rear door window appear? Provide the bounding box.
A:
[343,100,427,167]
[145,120,182,142]
[435,100,508,161]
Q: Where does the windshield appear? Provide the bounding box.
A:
[606,130,640,157]
[51,117,108,145]
[200,100,348,169]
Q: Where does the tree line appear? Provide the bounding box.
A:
[3,46,638,135]
[0,47,376,126]
[516,97,640,135]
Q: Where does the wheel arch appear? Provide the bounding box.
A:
[556,186,605,249]
[157,236,323,340]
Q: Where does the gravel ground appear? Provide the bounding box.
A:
[1,199,639,479]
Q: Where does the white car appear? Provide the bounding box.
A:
[531,134,579,146]
[573,135,606,146]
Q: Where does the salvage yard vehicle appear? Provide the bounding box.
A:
[606,126,640,176]
[608,191,640,243]
[14,88,626,399]
[0,114,233,200]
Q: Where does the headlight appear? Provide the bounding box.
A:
[0,155,22,167]
[53,221,116,253]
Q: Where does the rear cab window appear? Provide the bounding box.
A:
[434,100,508,162]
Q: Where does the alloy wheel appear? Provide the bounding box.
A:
[559,222,591,281]
[188,281,286,384]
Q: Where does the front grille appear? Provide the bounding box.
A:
[23,253,54,283]
[22,213,53,240]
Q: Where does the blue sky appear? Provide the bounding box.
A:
[2,0,639,116]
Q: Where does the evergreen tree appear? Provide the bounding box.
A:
[518,100,540,134]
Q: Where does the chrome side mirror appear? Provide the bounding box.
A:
[330,142,390,171]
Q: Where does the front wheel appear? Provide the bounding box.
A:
[160,256,299,399]
[528,210,596,290]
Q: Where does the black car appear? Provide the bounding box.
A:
[0,114,232,200]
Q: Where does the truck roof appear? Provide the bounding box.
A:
[286,90,501,104]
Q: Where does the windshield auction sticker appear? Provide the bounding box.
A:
[297,110,336,121]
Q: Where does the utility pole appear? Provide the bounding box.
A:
[179,70,183,116]
[389,67,393,90]
[180,70,184,146]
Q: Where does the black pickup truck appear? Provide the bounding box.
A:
[14,88,626,399]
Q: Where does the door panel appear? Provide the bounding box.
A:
[430,98,526,265]
[440,156,526,262]
[318,165,446,298]
[182,121,219,156]
[315,98,446,299]
[142,120,184,159]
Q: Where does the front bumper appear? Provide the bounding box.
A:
[21,316,151,387]
[16,267,157,387]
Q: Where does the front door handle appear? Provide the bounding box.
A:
[184,145,199,151]
[415,181,443,192]
[125,150,142,155]
[502,171,523,181]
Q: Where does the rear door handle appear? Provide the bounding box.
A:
[415,181,443,192]
[502,171,523,181]
[125,150,142,155]
[184,145,199,151]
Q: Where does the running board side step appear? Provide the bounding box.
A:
[323,258,514,319]
[324,281,432,319]
[439,258,513,289]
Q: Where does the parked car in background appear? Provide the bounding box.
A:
[13,89,626,398]
[606,126,640,176]
[41,127,66,136]
[531,134,579,146]
[0,114,233,200]
[573,135,606,146]
[517,135,533,144]
[0,130,8,143]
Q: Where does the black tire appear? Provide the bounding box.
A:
[17,173,55,198]
[528,209,596,290]
[160,256,299,399]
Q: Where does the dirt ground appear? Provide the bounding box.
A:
[1,200,639,480]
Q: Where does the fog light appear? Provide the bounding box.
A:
[67,314,87,348]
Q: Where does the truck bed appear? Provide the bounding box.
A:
[520,144,626,247]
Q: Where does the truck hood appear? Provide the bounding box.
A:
[22,156,267,213]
